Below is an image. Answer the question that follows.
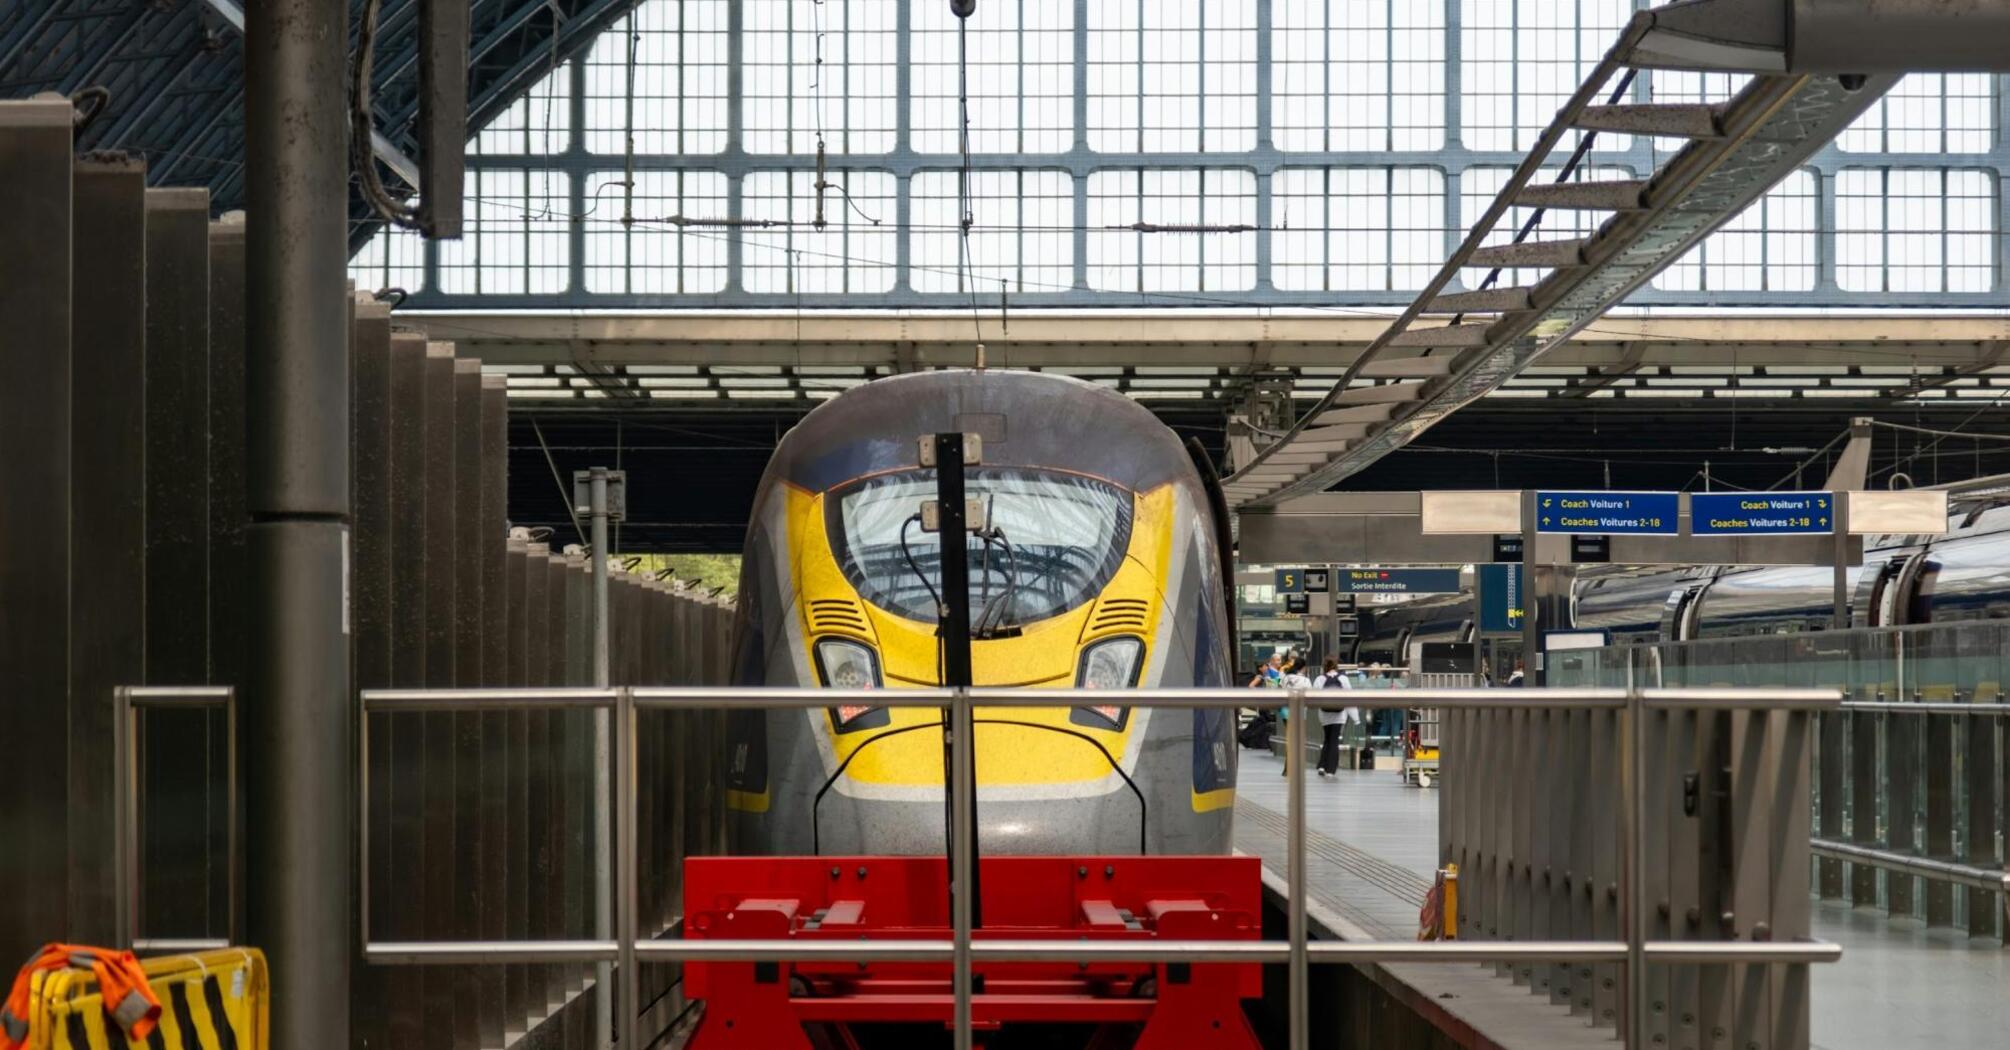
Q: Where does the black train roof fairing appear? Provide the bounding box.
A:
[760,369,1203,498]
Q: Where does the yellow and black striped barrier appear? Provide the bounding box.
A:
[23,950,264,1050]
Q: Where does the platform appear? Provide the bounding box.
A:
[1231,751,2010,1050]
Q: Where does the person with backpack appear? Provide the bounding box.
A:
[1313,657,1358,778]
[1278,661,1314,777]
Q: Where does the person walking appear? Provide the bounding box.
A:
[1247,652,1283,689]
[1278,662,1315,777]
[1314,657,1357,777]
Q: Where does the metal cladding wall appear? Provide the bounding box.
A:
[0,99,74,964]
[1442,699,1819,1048]
[0,98,736,1045]
[142,187,219,943]
[68,152,149,948]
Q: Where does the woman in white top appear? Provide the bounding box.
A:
[1313,657,1358,777]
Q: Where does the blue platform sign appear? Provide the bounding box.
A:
[1535,490,1678,535]
[1336,568,1462,595]
[1477,563,1525,633]
[1692,491,1834,536]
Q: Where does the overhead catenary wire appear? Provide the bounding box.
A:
[1872,419,2010,443]
[382,193,2010,381]
[1871,385,2010,483]
[420,191,2010,337]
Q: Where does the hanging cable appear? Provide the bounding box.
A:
[953,0,984,351]
[351,0,421,229]
[810,0,829,229]
[622,4,639,229]
[531,417,588,545]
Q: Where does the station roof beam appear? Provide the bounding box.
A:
[1574,103,1722,139]
[1513,181,1650,213]
[1421,289,1533,315]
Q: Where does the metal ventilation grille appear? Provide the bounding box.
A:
[808,598,870,635]
[1088,598,1151,634]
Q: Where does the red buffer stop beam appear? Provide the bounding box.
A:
[682,855,1265,1049]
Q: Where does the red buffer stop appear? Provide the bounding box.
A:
[682,855,1265,1049]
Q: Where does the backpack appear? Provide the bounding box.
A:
[1318,670,1347,713]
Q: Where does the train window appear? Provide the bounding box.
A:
[828,467,1133,626]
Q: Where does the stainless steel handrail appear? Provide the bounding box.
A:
[1810,838,2010,894]
[1840,700,2010,716]
[359,936,1843,966]
[113,686,238,953]
[358,685,1844,1050]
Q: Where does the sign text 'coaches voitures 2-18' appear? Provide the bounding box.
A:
[1691,491,1834,536]
[1534,491,1678,535]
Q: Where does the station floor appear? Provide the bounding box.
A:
[1230,751,2010,1050]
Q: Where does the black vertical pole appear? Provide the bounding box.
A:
[1521,491,1541,686]
[934,433,981,927]
[244,0,352,1042]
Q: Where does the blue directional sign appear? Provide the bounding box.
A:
[1535,490,1679,535]
[1692,491,1834,536]
[1336,568,1463,595]
[1477,563,1525,633]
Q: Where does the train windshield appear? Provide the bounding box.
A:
[829,468,1134,627]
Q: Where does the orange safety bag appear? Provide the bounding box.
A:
[0,946,265,1050]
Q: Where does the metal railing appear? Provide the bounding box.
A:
[1811,839,2010,894]
[358,685,1844,1050]
[1554,623,2010,940]
[112,686,239,954]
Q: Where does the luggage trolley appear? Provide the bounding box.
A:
[1403,707,1441,787]
[1403,672,1468,788]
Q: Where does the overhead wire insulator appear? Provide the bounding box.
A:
[813,139,828,230]
[1114,222,1258,234]
[662,215,797,229]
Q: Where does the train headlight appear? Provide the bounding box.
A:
[1072,636,1143,729]
[814,638,887,732]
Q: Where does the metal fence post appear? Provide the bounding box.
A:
[1288,685,1307,1050]
[578,467,624,1048]
[112,687,136,948]
[1624,686,1646,1049]
[951,685,975,1050]
[615,687,637,1050]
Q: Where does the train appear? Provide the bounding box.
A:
[722,369,1240,858]
[1354,495,2010,671]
